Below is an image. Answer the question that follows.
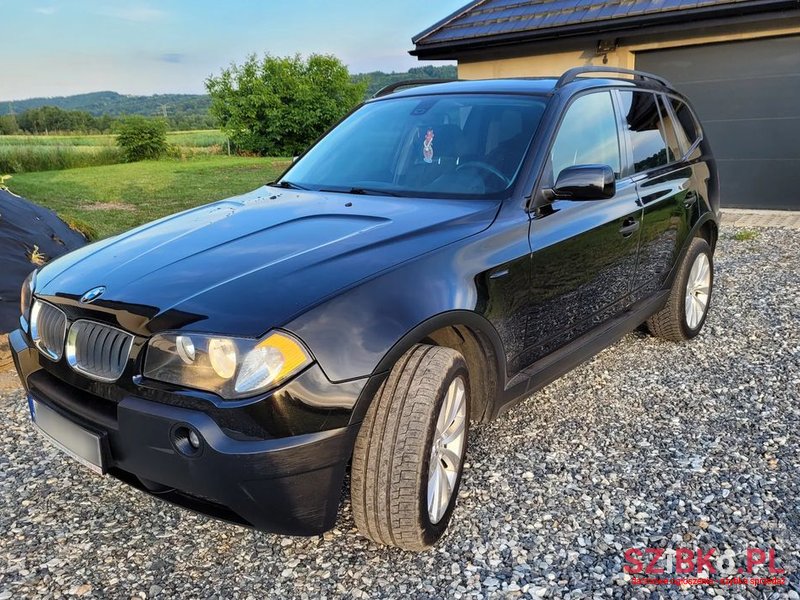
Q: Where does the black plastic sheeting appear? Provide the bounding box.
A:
[0,189,86,333]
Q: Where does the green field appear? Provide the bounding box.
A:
[0,130,226,147]
[0,130,228,173]
[166,130,228,147]
[0,133,118,146]
[6,155,291,240]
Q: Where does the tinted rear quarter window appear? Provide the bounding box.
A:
[657,95,685,160]
[618,90,669,173]
[669,97,702,146]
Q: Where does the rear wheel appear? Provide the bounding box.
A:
[351,344,469,551]
[647,237,714,341]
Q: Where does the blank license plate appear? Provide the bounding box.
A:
[29,397,105,476]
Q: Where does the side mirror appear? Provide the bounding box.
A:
[549,164,615,201]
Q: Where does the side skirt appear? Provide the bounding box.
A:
[492,289,669,419]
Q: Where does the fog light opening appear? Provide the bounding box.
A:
[171,425,203,457]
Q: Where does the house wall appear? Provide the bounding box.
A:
[457,21,800,79]
[458,48,633,79]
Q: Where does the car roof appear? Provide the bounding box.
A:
[376,76,665,101]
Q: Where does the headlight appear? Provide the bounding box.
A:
[143,330,313,399]
[20,270,37,331]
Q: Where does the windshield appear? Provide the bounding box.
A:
[280,94,547,199]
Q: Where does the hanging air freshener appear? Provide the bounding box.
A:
[423,128,434,163]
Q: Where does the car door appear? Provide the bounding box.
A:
[615,90,699,301]
[520,90,643,367]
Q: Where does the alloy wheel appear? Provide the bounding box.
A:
[685,252,711,329]
[427,376,467,524]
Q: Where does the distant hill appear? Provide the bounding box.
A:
[0,65,458,118]
[0,91,210,118]
[353,65,457,97]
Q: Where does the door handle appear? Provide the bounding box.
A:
[619,218,640,238]
[683,192,698,209]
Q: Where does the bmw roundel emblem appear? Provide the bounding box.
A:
[80,286,106,304]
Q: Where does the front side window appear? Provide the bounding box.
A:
[618,90,669,173]
[281,94,547,199]
[550,91,621,180]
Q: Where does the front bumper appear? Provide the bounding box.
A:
[10,328,363,535]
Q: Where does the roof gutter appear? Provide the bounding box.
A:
[410,0,800,59]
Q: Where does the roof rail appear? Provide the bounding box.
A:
[556,66,672,90]
[372,78,458,98]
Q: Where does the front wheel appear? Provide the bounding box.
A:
[351,344,469,551]
[647,236,714,341]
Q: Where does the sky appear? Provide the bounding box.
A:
[0,0,466,101]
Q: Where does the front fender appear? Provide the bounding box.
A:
[285,245,506,385]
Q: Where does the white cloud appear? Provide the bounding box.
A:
[98,5,166,22]
[35,6,57,15]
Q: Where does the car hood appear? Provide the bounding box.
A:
[36,187,499,337]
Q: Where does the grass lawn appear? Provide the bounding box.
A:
[0,130,227,147]
[6,155,291,240]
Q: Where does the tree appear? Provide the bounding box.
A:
[14,106,111,134]
[116,116,168,161]
[206,53,366,156]
[0,114,19,135]
[352,65,457,98]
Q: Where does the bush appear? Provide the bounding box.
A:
[206,53,366,156]
[116,117,168,162]
[0,114,20,135]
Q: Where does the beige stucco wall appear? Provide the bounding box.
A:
[457,22,800,79]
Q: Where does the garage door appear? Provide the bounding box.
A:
[636,36,800,210]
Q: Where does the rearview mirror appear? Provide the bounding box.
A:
[549,164,615,201]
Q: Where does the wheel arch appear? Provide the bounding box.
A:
[350,310,507,425]
[664,211,719,290]
[697,218,718,251]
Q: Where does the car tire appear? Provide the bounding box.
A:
[351,344,470,551]
[646,236,714,341]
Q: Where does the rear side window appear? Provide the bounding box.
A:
[550,91,621,180]
[618,90,669,173]
[669,97,702,146]
[657,95,685,160]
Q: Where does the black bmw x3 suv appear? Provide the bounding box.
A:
[11,67,718,551]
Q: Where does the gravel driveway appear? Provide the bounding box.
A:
[1,225,798,599]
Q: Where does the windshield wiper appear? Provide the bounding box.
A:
[320,187,401,197]
[268,180,308,190]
